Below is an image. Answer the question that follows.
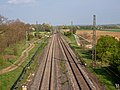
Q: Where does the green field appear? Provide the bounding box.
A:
[101,29,120,32]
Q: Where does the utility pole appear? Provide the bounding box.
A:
[71,21,73,34]
[36,21,39,38]
[26,30,28,46]
[92,15,96,68]
[36,21,38,31]
[71,21,73,26]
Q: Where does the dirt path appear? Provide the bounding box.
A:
[0,43,35,74]
[74,34,81,46]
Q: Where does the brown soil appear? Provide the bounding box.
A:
[76,30,120,41]
[2,55,16,60]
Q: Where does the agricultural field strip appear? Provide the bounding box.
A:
[58,35,99,90]
[0,43,35,74]
[76,30,120,41]
[102,29,120,32]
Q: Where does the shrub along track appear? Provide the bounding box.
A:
[0,43,35,74]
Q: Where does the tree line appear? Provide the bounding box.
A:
[0,15,30,53]
[0,15,53,54]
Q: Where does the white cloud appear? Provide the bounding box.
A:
[8,0,36,4]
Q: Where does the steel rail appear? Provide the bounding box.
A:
[58,35,92,90]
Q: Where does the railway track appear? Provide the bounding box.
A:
[30,34,55,90]
[38,34,55,90]
[30,33,100,90]
[58,34,99,90]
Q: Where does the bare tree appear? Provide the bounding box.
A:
[0,16,30,54]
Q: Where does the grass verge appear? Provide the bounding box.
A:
[0,40,26,70]
[0,38,48,90]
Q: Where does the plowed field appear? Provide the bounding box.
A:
[76,30,120,41]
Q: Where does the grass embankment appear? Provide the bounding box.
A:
[0,38,48,90]
[16,38,48,90]
[63,34,116,90]
[0,40,26,70]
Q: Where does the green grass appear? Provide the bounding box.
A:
[63,34,116,90]
[0,38,48,90]
[89,67,116,90]
[16,39,48,89]
[101,29,120,32]
[0,66,23,90]
[0,40,26,70]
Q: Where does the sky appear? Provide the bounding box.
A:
[0,0,120,25]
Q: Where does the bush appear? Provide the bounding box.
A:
[64,32,72,36]
[28,34,34,41]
